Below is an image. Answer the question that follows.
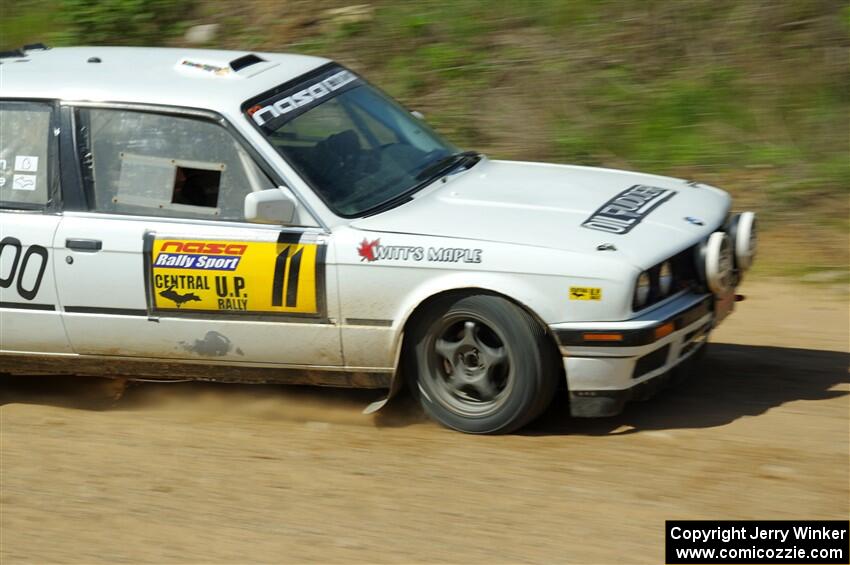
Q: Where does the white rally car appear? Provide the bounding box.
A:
[0,45,756,433]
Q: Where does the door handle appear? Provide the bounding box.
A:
[66,238,102,252]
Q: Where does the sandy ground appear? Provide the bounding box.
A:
[0,280,847,564]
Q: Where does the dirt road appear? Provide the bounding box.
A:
[1,280,847,564]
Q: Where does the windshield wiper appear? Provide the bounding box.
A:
[414,150,481,181]
[360,151,482,218]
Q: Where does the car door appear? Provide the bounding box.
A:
[53,105,342,366]
[0,100,73,354]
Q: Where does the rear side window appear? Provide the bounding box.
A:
[75,108,274,221]
[0,102,55,209]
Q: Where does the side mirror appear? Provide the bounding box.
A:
[411,110,425,120]
[244,187,297,224]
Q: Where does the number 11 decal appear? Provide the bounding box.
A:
[271,246,304,308]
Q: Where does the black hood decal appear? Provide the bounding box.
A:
[581,184,676,234]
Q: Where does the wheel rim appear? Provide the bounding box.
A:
[423,313,513,417]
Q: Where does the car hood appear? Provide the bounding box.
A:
[351,159,731,269]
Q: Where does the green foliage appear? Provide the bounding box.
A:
[418,43,469,78]
[314,0,849,257]
[52,0,191,45]
[524,0,602,31]
[400,12,432,38]
[553,128,603,167]
[3,0,847,258]
[0,1,59,50]
[384,54,427,96]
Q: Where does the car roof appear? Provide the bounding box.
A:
[0,46,329,113]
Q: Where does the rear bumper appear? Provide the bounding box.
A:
[550,291,720,417]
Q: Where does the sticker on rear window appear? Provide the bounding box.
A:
[14,155,38,172]
[12,174,36,191]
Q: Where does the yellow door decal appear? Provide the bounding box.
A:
[147,233,324,317]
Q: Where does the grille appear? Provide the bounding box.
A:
[669,245,700,292]
[633,245,702,311]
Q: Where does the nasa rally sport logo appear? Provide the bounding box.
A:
[582,185,677,235]
[153,241,247,271]
[152,241,249,310]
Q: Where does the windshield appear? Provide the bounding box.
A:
[246,66,461,217]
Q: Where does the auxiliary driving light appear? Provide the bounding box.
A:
[704,232,734,295]
[728,211,758,271]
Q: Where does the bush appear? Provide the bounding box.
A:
[54,0,192,45]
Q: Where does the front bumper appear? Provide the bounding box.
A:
[551,291,722,417]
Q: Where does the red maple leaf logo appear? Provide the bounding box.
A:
[357,238,380,262]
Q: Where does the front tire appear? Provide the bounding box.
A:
[406,294,557,434]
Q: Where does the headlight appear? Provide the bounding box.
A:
[704,232,734,295]
[729,211,757,271]
[658,261,673,296]
[633,271,651,309]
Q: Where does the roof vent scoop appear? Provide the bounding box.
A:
[229,54,265,72]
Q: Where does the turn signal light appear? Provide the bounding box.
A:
[583,332,624,342]
[653,322,675,340]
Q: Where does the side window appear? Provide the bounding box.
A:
[76,108,274,221]
[0,102,55,209]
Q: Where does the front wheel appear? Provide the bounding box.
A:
[406,294,557,434]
